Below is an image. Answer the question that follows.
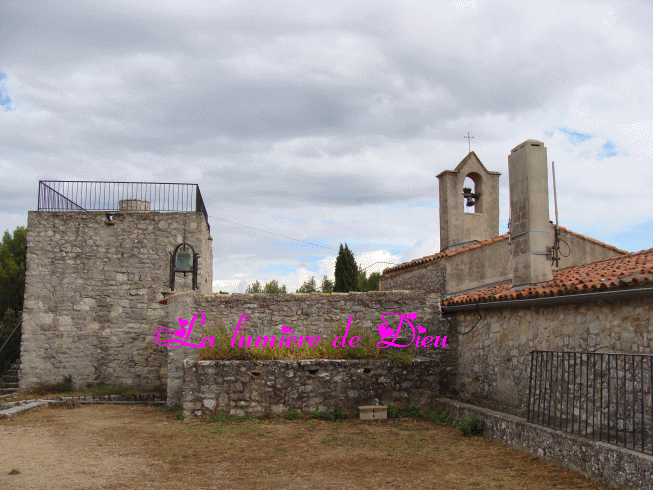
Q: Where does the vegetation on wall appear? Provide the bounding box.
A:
[198,320,413,364]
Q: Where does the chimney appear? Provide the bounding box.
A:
[508,139,553,286]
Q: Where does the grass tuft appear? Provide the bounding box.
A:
[453,413,484,436]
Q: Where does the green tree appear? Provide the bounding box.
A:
[245,280,263,293]
[263,279,287,294]
[367,272,381,291]
[334,243,358,292]
[296,276,317,293]
[358,267,368,291]
[0,226,27,326]
[320,276,334,293]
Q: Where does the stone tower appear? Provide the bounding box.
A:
[20,182,213,391]
[508,139,553,286]
[437,152,501,252]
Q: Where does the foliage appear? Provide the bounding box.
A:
[358,269,382,292]
[320,276,334,293]
[334,243,358,292]
[330,403,349,420]
[32,375,74,395]
[246,279,287,294]
[296,276,317,293]
[263,279,287,294]
[218,291,229,294]
[428,408,454,426]
[198,319,414,364]
[367,272,381,291]
[245,280,263,293]
[387,406,421,419]
[454,413,484,436]
[309,410,332,420]
[282,410,300,420]
[0,226,26,346]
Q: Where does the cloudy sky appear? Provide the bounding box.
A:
[1,0,652,293]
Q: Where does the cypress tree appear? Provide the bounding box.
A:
[334,243,359,292]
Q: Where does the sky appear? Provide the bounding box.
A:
[1,0,652,293]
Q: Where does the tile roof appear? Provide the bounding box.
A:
[383,235,510,275]
[382,226,627,277]
[443,247,653,306]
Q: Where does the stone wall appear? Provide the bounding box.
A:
[453,296,653,415]
[184,359,449,418]
[435,398,653,490]
[20,210,212,390]
[165,290,452,405]
[379,262,445,292]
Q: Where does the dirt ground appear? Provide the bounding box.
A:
[0,404,608,490]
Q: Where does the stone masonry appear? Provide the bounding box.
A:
[20,210,212,390]
[454,297,653,415]
[165,290,453,405]
[184,359,448,419]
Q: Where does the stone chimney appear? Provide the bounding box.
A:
[508,139,553,286]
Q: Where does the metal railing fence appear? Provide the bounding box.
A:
[37,181,209,230]
[528,350,653,455]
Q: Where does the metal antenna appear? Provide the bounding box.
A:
[551,161,560,267]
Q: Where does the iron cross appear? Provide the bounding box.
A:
[464,132,474,153]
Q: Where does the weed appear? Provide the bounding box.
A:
[282,411,300,421]
[309,410,332,421]
[331,404,349,420]
[175,412,184,421]
[387,406,421,419]
[453,413,484,436]
[8,468,19,475]
[428,408,454,426]
[157,405,181,413]
[32,375,73,395]
[197,319,415,364]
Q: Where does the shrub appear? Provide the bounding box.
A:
[282,411,300,421]
[331,404,349,420]
[428,408,454,426]
[454,413,484,436]
[309,410,332,421]
[388,406,421,419]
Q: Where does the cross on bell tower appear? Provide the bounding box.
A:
[464,132,474,153]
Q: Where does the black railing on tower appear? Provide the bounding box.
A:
[37,181,210,231]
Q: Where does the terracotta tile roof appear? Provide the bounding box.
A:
[382,226,627,278]
[382,235,510,276]
[443,247,653,306]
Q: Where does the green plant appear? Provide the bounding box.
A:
[175,412,184,420]
[282,410,300,421]
[309,410,332,421]
[8,468,19,475]
[428,408,454,425]
[387,406,421,419]
[454,413,484,436]
[331,404,349,420]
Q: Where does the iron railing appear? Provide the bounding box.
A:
[37,181,209,230]
[528,350,653,455]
